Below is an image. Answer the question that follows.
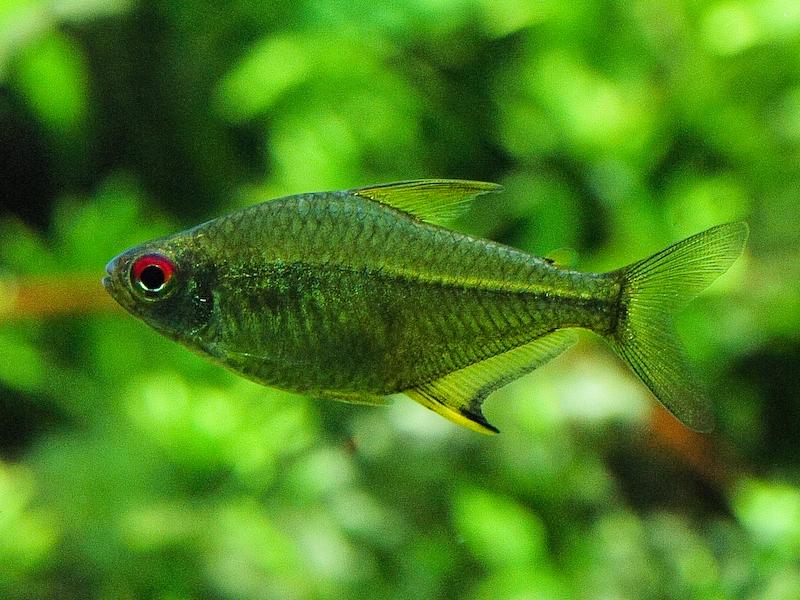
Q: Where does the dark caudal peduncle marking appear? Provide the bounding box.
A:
[607,271,627,336]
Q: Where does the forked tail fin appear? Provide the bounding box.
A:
[607,222,749,431]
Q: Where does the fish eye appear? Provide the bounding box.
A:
[131,254,176,297]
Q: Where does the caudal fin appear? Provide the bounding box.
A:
[608,222,748,432]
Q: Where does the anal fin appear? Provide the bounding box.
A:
[404,330,577,434]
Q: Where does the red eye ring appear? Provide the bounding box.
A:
[131,254,175,294]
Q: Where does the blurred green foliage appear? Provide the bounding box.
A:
[1,0,799,598]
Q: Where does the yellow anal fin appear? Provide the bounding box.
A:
[404,387,499,434]
[404,330,577,434]
[350,179,502,225]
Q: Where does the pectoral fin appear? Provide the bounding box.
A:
[350,179,502,225]
[404,330,577,434]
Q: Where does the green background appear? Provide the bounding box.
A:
[1,1,799,598]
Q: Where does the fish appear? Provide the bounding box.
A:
[102,180,748,434]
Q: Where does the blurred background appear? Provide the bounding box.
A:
[1,0,799,598]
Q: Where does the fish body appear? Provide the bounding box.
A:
[103,180,747,433]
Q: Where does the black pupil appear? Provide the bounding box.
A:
[139,264,166,291]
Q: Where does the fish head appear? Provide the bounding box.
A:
[103,237,215,345]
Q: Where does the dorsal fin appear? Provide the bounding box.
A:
[350,179,502,224]
[403,330,577,434]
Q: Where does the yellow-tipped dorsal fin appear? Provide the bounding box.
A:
[350,179,502,224]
